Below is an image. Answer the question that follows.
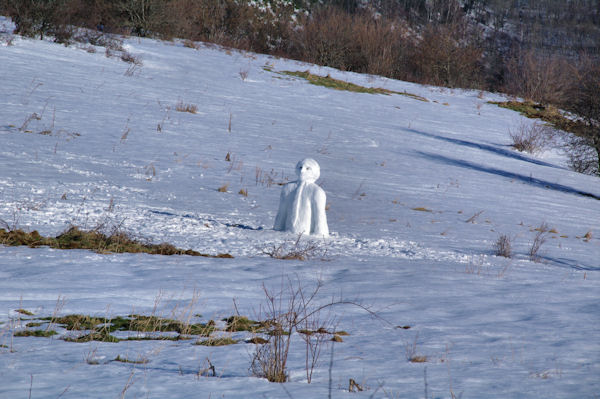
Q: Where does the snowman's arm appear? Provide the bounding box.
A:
[312,187,329,237]
[273,185,290,231]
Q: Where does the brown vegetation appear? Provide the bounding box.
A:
[0,226,233,258]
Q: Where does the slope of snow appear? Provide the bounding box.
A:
[1,19,598,398]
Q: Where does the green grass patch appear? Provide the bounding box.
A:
[124,334,188,341]
[41,314,215,336]
[65,331,121,343]
[489,100,588,136]
[120,315,215,336]
[223,316,264,333]
[15,309,34,316]
[247,336,269,344]
[195,337,239,346]
[14,329,58,338]
[0,227,233,258]
[298,328,349,337]
[281,70,428,101]
[14,313,300,347]
[41,314,108,330]
[114,355,149,364]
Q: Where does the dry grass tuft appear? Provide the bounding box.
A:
[412,207,432,212]
[175,101,198,114]
[529,222,550,262]
[218,184,229,193]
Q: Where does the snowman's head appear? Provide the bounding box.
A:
[295,158,320,183]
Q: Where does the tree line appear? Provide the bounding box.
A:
[2,0,598,174]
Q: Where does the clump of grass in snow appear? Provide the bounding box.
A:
[65,330,120,343]
[281,70,428,101]
[223,316,264,333]
[114,355,149,364]
[0,227,233,258]
[529,222,550,262]
[412,207,432,212]
[14,330,58,338]
[175,100,198,114]
[196,337,238,346]
[490,100,587,137]
[44,314,215,335]
[42,314,107,331]
[405,333,427,363]
[13,312,266,346]
[23,313,217,343]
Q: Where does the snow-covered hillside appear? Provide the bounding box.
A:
[1,19,599,398]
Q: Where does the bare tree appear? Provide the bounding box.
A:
[566,60,600,176]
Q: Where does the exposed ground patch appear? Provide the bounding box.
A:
[0,227,233,258]
[280,70,428,101]
[10,313,347,346]
[489,100,588,136]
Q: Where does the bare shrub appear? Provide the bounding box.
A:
[563,58,600,176]
[250,278,318,383]
[162,0,230,44]
[250,276,364,383]
[411,22,484,88]
[291,7,411,78]
[117,0,166,37]
[262,235,326,261]
[529,222,550,262]
[0,33,15,46]
[561,132,599,175]
[493,234,512,258]
[237,1,295,54]
[292,7,360,71]
[503,50,574,105]
[509,121,551,154]
[121,51,142,65]
[352,13,412,78]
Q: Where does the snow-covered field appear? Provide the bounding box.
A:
[1,18,599,398]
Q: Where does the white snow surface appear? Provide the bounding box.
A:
[1,19,599,398]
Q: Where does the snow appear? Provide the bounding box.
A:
[1,18,599,398]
